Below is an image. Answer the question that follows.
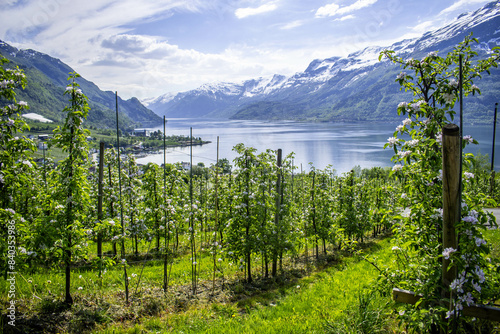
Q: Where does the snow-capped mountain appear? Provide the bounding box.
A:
[146,1,500,122]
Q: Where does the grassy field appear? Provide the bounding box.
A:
[2,229,499,333]
[24,120,208,163]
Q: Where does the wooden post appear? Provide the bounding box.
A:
[97,141,104,261]
[442,124,460,291]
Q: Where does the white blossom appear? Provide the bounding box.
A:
[449,79,459,88]
[398,102,408,109]
[443,93,455,104]
[442,247,456,260]
[464,172,474,179]
[387,136,398,147]
[475,237,486,247]
[398,150,411,158]
[392,165,403,172]
[463,135,473,143]
[405,139,419,147]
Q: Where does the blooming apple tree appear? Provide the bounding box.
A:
[378,34,500,331]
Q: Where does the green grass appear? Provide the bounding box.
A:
[3,230,499,333]
[89,239,396,334]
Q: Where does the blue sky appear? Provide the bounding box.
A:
[0,0,494,100]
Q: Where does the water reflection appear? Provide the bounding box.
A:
[135,119,500,174]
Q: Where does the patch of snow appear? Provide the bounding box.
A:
[343,72,369,89]
[22,113,53,123]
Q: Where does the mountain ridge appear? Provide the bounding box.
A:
[144,1,500,123]
[0,41,162,129]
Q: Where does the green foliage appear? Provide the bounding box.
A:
[378,33,500,332]
[50,72,93,304]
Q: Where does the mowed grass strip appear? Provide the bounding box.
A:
[96,238,394,333]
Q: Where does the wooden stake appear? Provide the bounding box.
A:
[442,124,460,291]
[272,149,282,276]
[97,142,104,262]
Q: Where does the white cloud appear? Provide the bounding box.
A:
[280,20,305,30]
[439,0,489,15]
[235,3,278,19]
[335,15,355,21]
[410,20,436,35]
[316,0,378,17]
[315,3,340,17]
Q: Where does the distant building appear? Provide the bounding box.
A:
[181,161,191,170]
[38,142,47,150]
[132,129,151,137]
[38,134,49,141]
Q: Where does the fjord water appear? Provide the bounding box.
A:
[137,118,500,174]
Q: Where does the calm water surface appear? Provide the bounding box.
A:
[136,118,500,174]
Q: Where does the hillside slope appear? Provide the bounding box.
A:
[144,1,500,124]
[0,41,162,129]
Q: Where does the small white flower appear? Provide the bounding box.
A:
[463,215,478,225]
[399,310,405,316]
[463,135,474,144]
[464,172,474,180]
[405,139,419,147]
[442,247,456,260]
[449,79,459,88]
[396,72,406,80]
[387,137,398,147]
[475,237,486,247]
[392,165,403,172]
[18,101,28,107]
[398,150,411,158]
[443,93,455,104]
[398,102,408,109]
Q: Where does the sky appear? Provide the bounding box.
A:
[0,0,495,100]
